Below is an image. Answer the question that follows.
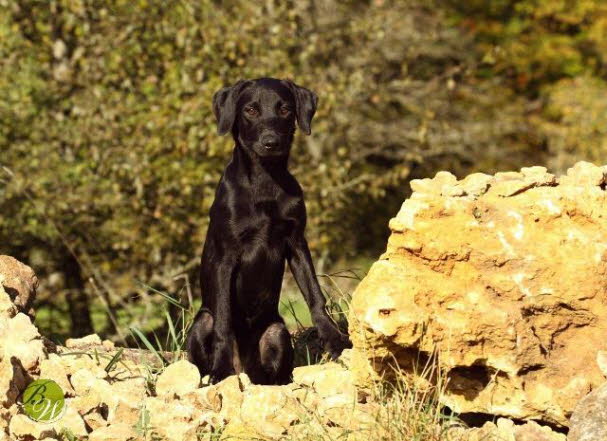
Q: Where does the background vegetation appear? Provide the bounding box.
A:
[1,0,606,343]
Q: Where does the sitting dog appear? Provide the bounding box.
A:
[187,78,351,385]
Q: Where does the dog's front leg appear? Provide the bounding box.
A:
[207,259,237,383]
[287,233,352,359]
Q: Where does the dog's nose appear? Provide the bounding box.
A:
[261,135,281,150]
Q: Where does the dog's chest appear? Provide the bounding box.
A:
[239,194,298,243]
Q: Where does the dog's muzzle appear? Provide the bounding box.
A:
[260,133,281,151]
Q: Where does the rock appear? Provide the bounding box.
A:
[288,422,372,441]
[70,368,112,397]
[461,172,494,197]
[514,420,566,441]
[0,272,45,410]
[51,402,88,438]
[38,354,75,396]
[562,161,606,187]
[489,167,556,197]
[492,418,516,441]
[69,365,146,428]
[520,166,557,186]
[349,161,607,427]
[71,392,108,417]
[109,376,146,404]
[107,398,141,428]
[65,333,102,349]
[3,313,46,372]
[0,256,38,317]
[57,343,174,369]
[143,395,208,441]
[155,359,200,397]
[55,350,112,380]
[7,405,86,440]
[445,172,493,198]
[0,312,47,408]
[88,422,139,441]
[568,382,607,441]
[206,373,251,418]
[0,354,28,408]
[0,278,17,319]
[293,362,357,398]
[68,367,127,426]
[220,421,255,441]
[410,171,458,196]
[82,411,108,432]
[101,339,115,351]
[447,419,566,441]
[182,387,221,412]
[239,385,300,438]
[8,414,56,440]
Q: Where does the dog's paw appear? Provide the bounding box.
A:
[210,354,236,384]
[318,323,352,360]
[210,365,236,384]
[327,334,353,360]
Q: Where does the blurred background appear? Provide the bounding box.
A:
[1,0,606,346]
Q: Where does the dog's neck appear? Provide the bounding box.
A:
[232,142,290,185]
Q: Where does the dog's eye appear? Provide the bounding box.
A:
[244,107,258,117]
[279,106,291,116]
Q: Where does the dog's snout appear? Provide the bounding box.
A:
[261,134,281,150]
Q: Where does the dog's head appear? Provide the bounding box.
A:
[212,78,317,158]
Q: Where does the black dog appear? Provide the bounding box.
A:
[187,78,351,385]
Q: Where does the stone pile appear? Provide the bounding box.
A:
[0,256,374,441]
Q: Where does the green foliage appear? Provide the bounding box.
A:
[450,0,607,165]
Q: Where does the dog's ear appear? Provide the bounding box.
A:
[212,80,251,136]
[284,80,318,135]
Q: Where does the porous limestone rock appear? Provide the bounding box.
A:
[38,355,75,396]
[239,384,300,438]
[88,422,138,441]
[0,256,38,317]
[0,257,47,423]
[292,362,357,399]
[349,161,607,427]
[0,312,47,408]
[65,333,103,349]
[143,395,208,441]
[155,359,201,398]
[7,405,87,441]
[205,373,251,419]
[8,414,56,440]
[448,418,567,441]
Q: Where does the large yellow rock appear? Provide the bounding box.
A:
[349,162,607,427]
